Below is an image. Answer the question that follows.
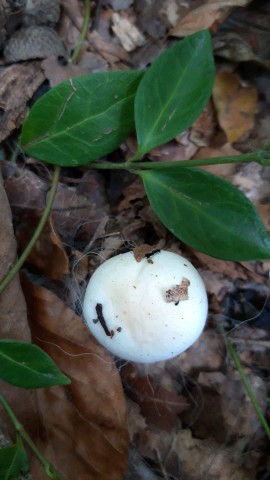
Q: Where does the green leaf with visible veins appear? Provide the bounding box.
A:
[0,340,70,388]
[135,30,215,157]
[0,443,29,480]
[141,167,270,261]
[20,71,143,166]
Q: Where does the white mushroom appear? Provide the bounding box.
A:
[83,249,208,363]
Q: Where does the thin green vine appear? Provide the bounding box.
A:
[90,148,270,171]
[0,394,64,479]
[69,0,91,64]
[0,165,60,294]
[226,338,270,441]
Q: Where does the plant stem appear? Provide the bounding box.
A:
[226,339,270,441]
[69,0,91,64]
[0,394,64,479]
[89,149,270,171]
[0,165,60,294]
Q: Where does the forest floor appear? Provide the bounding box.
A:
[0,1,270,479]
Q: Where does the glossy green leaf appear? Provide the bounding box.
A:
[20,71,143,166]
[0,340,70,388]
[0,443,29,479]
[135,31,215,157]
[141,167,270,261]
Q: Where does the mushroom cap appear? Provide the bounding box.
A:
[83,250,208,363]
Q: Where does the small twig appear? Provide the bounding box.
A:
[95,303,112,337]
[0,165,61,294]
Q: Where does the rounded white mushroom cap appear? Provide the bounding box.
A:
[83,250,208,363]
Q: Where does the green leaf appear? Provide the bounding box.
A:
[141,167,270,261]
[0,340,70,388]
[0,443,29,480]
[20,71,143,166]
[135,30,215,157]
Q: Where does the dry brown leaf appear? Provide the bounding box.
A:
[52,171,109,242]
[213,7,270,68]
[118,178,146,211]
[138,427,255,479]
[22,278,129,480]
[122,364,189,430]
[41,55,88,86]
[194,143,239,178]
[3,161,48,210]
[17,213,69,280]
[61,0,83,31]
[0,62,45,142]
[194,250,264,283]
[189,101,215,147]
[161,429,253,479]
[167,330,226,375]
[0,170,30,341]
[70,248,89,283]
[220,369,267,438]
[149,131,198,162]
[183,372,226,443]
[212,71,258,144]
[126,398,147,441]
[170,0,251,37]
[89,30,130,64]
[231,162,270,232]
[3,164,109,244]
[133,244,159,262]
[42,52,108,87]
[0,168,39,440]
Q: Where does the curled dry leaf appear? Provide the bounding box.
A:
[194,249,265,283]
[170,0,252,37]
[3,164,109,244]
[3,161,48,210]
[220,369,267,437]
[0,62,45,142]
[89,30,130,64]
[140,429,254,479]
[213,7,270,68]
[122,364,189,431]
[196,368,267,440]
[212,71,258,144]
[118,177,146,211]
[22,277,129,480]
[167,330,226,375]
